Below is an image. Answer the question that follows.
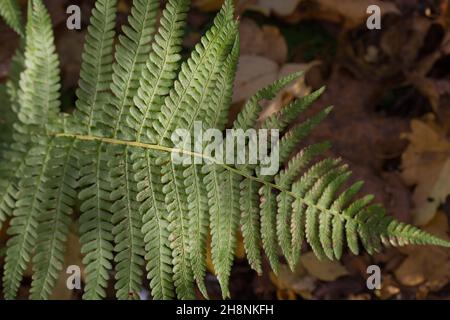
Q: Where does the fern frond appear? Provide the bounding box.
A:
[162,159,195,299]
[233,72,304,131]
[185,163,209,298]
[129,0,190,143]
[103,0,159,139]
[73,0,117,135]
[262,86,326,130]
[133,149,175,299]
[30,138,78,299]
[214,171,240,298]
[157,0,237,299]
[1,0,449,302]
[2,0,61,299]
[18,0,60,127]
[183,30,239,299]
[207,35,240,129]
[92,0,161,299]
[240,178,263,274]
[78,141,114,299]
[0,148,27,230]
[0,0,24,37]
[183,37,242,295]
[3,138,54,299]
[183,33,238,298]
[109,145,145,299]
[154,0,236,144]
[71,0,118,300]
[259,184,279,273]
[275,106,334,168]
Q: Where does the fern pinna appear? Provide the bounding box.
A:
[0,0,448,300]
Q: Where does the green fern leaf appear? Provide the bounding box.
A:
[2,0,61,299]
[157,0,237,299]
[0,0,449,302]
[109,145,145,299]
[104,0,159,139]
[130,0,190,299]
[134,149,175,299]
[30,138,78,299]
[3,138,54,299]
[78,141,114,299]
[0,0,24,37]
[129,0,190,143]
[18,0,61,127]
[73,0,117,135]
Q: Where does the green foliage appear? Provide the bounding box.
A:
[0,0,24,37]
[0,0,449,300]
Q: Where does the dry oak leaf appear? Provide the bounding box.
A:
[401,119,450,226]
[300,251,349,282]
[394,212,450,291]
[239,18,288,64]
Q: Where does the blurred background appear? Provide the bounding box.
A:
[0,0,449,300]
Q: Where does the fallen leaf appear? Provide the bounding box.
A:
[233,56,315,104]
[300,252,349,282]
[270,263,316,300]
[401,118,450,225]
[394,212,450,291]
[240,19,288,64]
[375,275,400,300]
[232,55,279,103]
[212,17,313,120]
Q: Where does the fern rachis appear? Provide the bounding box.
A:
[0,0,449,300]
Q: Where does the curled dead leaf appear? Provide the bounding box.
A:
[401,118,450,225]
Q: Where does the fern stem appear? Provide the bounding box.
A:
[51,134,450,250]
[53,133,346,218]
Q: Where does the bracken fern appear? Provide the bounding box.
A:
[0,0,449,300]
